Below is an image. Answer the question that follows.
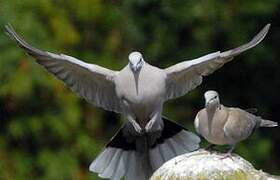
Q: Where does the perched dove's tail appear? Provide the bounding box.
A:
[89,117,200,180]
[260,119,278,127]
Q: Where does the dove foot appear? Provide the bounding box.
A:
[219,144,235,159]
[219,153,234,160]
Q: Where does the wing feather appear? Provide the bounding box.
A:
[5,24,122,113]
[164,24,270,100]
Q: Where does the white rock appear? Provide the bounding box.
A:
[150,149,279,180]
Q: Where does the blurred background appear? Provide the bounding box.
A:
[0,0,279,179]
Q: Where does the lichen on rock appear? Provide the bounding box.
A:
[150,149,279,180]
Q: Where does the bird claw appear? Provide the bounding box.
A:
[145,120,154,132]
[219,153,233,160]
[129,120,144,135]
[145,119,163,133]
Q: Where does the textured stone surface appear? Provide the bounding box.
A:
[150,149,279,180]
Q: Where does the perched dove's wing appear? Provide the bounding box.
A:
[223,108,257,142]
[164,24,270,100]
[244,108,258,114]
[5,24,122,113]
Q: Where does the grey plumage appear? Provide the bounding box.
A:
[195,90,278,153]
[89,118,200,180]
[260,119,278,127]
[164,24,270,100]
[5,23,269,179]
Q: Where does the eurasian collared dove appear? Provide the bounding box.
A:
[5,23,269,180]
[194,90,278,155]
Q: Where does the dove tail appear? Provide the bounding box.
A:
[89,123,144,180]
[149,117,200,172]
[260,119,278,127]
[89,117,200,180]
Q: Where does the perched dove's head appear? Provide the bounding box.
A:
[128,51,144,73]
[204,90,220,107]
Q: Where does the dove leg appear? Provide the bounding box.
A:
[220,144,236,159]
[124,113,144,135]
[122,100,144,134]
[226,144,235,154]
[145,107,163,133]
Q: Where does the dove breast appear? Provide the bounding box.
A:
[196,106,229,145]
[115,64,167,125]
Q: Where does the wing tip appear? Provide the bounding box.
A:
[4,23,11,30]
[4,23,14,38]
[4,23,43,56]
[4,23,26,47]
[265,23,271,30]
[260,23,271,37]
[4,23,16,36]
[251,23,271,44]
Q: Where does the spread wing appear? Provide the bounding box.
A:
[164,24,270,100]
[5,24,122,113]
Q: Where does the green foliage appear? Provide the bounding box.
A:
[0,0,279,179]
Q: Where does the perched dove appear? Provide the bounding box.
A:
[5,23,269,180]
[195,90,278,155]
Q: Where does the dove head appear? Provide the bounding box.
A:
[128,51,144,73]
[204,90,220,108]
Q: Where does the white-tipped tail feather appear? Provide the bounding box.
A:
[90,130,200,180]
[149,130,200,171]
[90,118,200,180]
[260,119,278,127]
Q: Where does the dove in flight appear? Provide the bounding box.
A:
[5,23,270,179]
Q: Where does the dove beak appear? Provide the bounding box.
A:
[205,98,214,107]
[132,65,138,72]
[130,62,142,73]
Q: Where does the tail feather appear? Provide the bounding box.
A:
[125,151,138,180]
[171,133,193,153]
[89,117,201,180]
[168,138,185,155]
[175,130,200,151]
[158,142,175,162]
[149,146,164,170]
[99,149,122,178]
[123,151,150,180]
[89,148,116,173]
[260,119,278,127]
[149,129,200,171]
[113,151,127,179]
